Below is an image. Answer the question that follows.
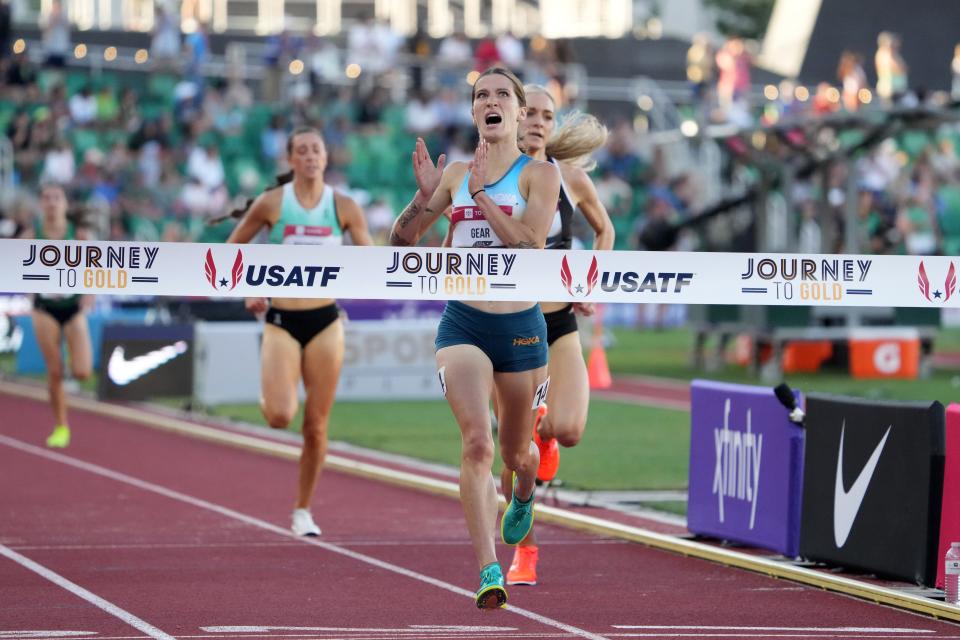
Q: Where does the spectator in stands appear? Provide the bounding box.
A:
[837,51,868,112]
[262,22,303,103]
[356,86,388,132]
[715,37,751,117]
[687,33,715,107]
[261,113,288,169]
[4,50,38,97]
[598,123,643,185]
[150,5,181,72]
[811,82,840,115]
[47,83,70,127]
[40,0,70,68]
[898,190,940,255]
[474,37,502,72]
[0,0,11,64]
[69,85,97,127]
[952,44,960,100]
[183,20,210,82]
[406,24,432,93]
[496,31,524,71]
[187,137,226,192]
[95,85,120,126]
[875,32,908,106]
[436,32,472,88]
[365,194,395,244]
[41,137,75,184]
[404,89,439,137]
[306,36,340,98]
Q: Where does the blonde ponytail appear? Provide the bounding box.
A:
[546,111,608,171]
[524,84,608,171]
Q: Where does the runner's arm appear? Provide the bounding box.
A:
[335,193,374,246]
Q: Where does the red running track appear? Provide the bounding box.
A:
[1,390,959,640]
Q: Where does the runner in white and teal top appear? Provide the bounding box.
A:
[268,181,343,246]
[224,126,372,542]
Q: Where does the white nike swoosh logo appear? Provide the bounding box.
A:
[107,341,189,386]
[833,421,892,548]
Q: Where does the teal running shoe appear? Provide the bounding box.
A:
[501,474,535,545]
[476,562,507,609]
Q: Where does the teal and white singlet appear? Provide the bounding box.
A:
[268,182,343,246]
[449,155,531,248]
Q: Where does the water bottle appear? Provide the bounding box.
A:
[947,542,960,606]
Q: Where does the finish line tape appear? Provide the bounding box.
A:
[4,238,958,308]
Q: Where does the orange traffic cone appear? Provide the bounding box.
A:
[588,304,612,390]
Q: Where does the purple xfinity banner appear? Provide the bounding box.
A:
[687,380,805,557]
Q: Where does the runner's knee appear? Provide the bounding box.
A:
[461,429,495,467]
[551,418,585,448]
[500,445,532,472]
[262,400,297,429]
[71,364,92,381]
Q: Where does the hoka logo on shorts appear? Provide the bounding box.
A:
[203,248,340,291]
[513,336,541,346]
[713,398,763,530]
[917,260,956,302]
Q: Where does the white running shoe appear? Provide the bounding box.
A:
[291,508,321,536]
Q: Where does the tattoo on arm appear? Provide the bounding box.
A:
[389,231,412,246]
[398,202,421,229]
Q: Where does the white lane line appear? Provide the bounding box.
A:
[200,624,519,633]
[0,435,610,640]
[612,628,936,633]
[0,544,175,640]
[0,633,98,639]
[607,636,960,639]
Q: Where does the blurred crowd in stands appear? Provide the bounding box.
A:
[0,3,958,262]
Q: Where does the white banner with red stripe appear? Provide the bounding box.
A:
[2,238,958,308]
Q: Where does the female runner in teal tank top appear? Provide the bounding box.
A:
[225,127,373,537]
[389,67,561,610]
[19,183,93,448]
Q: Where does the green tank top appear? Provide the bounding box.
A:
[268,182,344,245]
[35,218,78,305]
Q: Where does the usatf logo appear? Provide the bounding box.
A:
[513,336,541,346]
[560,253,693,297]
[560,255,598,296]
[740,257,873,302]
[205,249,243,291]
[203,248,340,290]
[21,242,160,290]
[385,250,517,296]
[917,261,956,302]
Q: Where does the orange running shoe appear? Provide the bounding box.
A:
[533,404,559,482]
[506,545,538,586]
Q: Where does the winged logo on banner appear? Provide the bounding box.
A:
[205,249,244,291]
[917,260,955,302]
[560,255,599,297]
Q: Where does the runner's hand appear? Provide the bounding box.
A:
[245,297,268,314]
[412,137,445,199]
[573,302,595,317]
[467,139,488,197]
